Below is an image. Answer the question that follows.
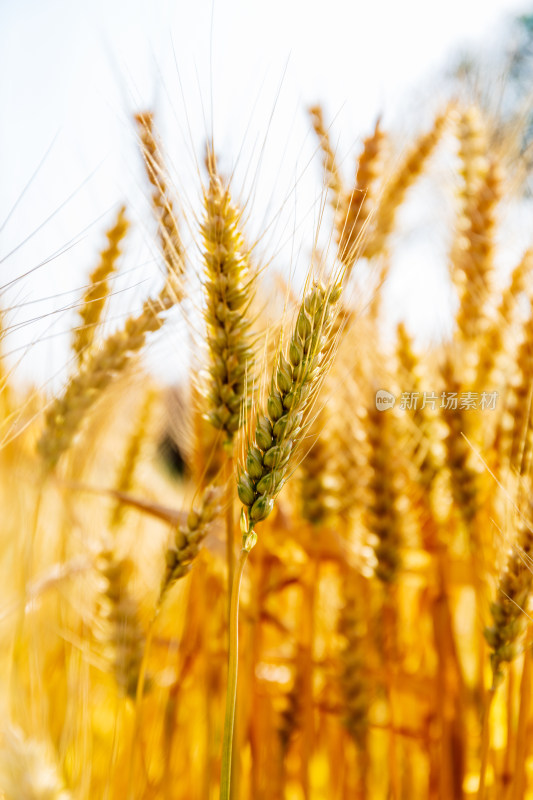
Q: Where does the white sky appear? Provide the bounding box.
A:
[0,0,531,386]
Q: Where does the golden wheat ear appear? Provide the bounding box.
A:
[95,549,148,699]
[73,205,129,363]
[337,118,387,271]
[201,158,255,442]
[135,112,186,282]
[364,105,453,259]
[477,247,533,388]
[454,158,503,344]
[338,569,372,751]
[37,280,181,470]
[485,501,533,689]
[309,104,344,211]
[159,484,223,603]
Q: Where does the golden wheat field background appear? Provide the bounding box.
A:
[5,2,533,798]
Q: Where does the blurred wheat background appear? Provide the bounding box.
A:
[3,2,533,799]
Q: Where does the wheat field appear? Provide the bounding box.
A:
[1,84,533,800]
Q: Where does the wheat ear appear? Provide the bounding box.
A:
[237,281,342,532]
[365,401,403,584]
[364,107,451,259]
[38,279,181,469]
[159,485,223,603]
[477,248,533,387]
[202,161,255,440]
[95,549,147,698]
[440,356,480,524]
[338,118,386,269]
[485,503,533,688]
[135,112,185,279]
[454,159,503,343]
[457,106,489,218]
[309,105,344,209]
[73,206,129,362]
[339,570,371,750]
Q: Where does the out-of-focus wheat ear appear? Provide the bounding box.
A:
[37,279,181,470]
[72,206,129,363]
[298,409,336,527]
[454,159,503,344]
[95,549,148,699]
[159,485,223,603]
[337,118,387,270]
[135,112,186,280]
[396,322,440,491]
[503,306,533,475]
[237,281,342,536]
[484,502,533,689]
[309,105,344,210]
[457,106,489,218]
[364,106,453,259]
[440,356,481,525]
[365,401,403,584]
[333,414,367,532]
[0,725,71,799]
[201,160,255,442]
[110,389,154,529]
[477,248,533,388]
[338,569,372,752]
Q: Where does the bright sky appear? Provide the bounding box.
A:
[0,0,531,385]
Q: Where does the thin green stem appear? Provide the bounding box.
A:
[225,452,235,622]
[220,547,249,800]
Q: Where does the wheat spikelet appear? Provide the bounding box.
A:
[110,389,154,528]
[160,485,223,601]
[72,206,129,362]
[485,502,533,688]
[364,107,451,259]
[237,281,341,532]
[201,160,255,440]
[37,279,180,469]
[0,725,70,800]
[309,105,343,208]
[337,118,386,268]
[95,549,147,698]
[135,112,185,279]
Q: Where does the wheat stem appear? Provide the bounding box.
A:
[225,454,235,618]
[220,545,251,800]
